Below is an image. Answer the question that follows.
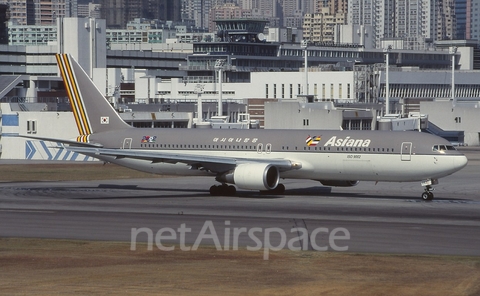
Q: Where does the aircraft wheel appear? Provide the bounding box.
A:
[210,185,236,196]
[421,192,434,201]
[421,192,428,200]
[428,192,434,200]
[274,183,285,194]
[227,185,236,196]
[260,184,286,195]
[210,185,219,196]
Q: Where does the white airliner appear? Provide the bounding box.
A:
[25,54,468,200]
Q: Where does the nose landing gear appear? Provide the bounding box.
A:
[421,179,438,201]
[421,186,434,201]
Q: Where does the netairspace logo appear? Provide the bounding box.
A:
[131,220,350,260]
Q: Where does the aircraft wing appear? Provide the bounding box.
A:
[66,146,301,173]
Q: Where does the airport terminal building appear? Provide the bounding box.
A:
[2,18,480,160]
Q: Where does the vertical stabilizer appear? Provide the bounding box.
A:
[56,54,131,141]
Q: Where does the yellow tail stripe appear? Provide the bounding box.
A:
[76,135,89,143]
[56,54,86,136]
[63,54,92,135]
[58,54,88,135]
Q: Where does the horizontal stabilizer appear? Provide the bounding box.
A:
[19,135,104,148]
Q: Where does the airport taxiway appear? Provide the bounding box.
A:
[0,149,479,256]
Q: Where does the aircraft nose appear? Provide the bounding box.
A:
[454,155,468,171]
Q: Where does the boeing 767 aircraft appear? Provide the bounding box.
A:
[24,54,468,200]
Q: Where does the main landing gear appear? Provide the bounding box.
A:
[209,184,236,196]
[421,179,438,201]
[260,183,286,195]
[209,183,286,196]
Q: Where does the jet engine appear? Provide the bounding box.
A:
[217,163,280,190]
[319,180,359,187]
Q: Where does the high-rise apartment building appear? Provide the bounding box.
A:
[455,0,467,39]
[396,0,422,38]
[65,0,77,18]
[435,0,456,40]
[209,3,252,31]
[348,0,456,49]
[348,0,382,47]
[347,0,373,27]
[159,0,181,22]
[182,0,319,30]
[99,0,125,28]
[303,7,346,43]
[182,0,214,29]
[1,0,77,25]
[35,0,65,25]
[319,0,347,13]
[0,3,8,44]
[1,0,35,25]
[280,0,317,27]
[78,3,101,18]
[100,0,181,29]
[469,0,480,40]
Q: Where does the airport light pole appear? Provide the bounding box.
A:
[383,45,392,115]
[302,40,308,95]
[214,59,226,116]
[450,46,457,108]
[194,84,205,122]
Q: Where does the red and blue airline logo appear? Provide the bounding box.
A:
[141,135,157,143]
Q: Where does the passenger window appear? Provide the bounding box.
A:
[266,143,272,153]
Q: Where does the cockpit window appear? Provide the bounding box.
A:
[433,144,457,152]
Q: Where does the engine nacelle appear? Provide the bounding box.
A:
[218,163,280,190]
[319,180,359,187]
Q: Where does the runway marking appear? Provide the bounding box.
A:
[406,200,480,204]
[0,209,55,213]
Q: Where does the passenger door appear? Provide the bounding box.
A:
[122,138,132,149]
[401,142,412,161]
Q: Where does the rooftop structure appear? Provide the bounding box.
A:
[215,19,268,42]
[183,19,462,86]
